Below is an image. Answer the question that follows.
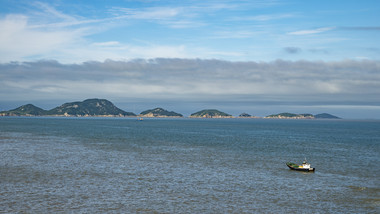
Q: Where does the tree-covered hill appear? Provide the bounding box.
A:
[139,108,183,117]
[190,109,233,118]
[47,99,136,116]
[265,112,340,119]
[0,104,46,116]
[314,113,341,119]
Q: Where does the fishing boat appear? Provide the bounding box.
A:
[286,159,315,172]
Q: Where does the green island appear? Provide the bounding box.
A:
[0,104,47,116]
[189,109,233,118]
[139,108,183,117]
[238,113,259,118]
[265,112,340,119]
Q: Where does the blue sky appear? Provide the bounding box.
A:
[1,0,379,62]
[0,0,380,118]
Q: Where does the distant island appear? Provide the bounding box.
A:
[238,113,259,118]
[189,109,233,118]
[314,113,341,119]
[0,104,47,116]
[265,112,340,119]
[0,98,341,119]
[139,108,183,117]
[265,112,314,119]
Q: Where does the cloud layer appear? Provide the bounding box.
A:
[1,59,379,107]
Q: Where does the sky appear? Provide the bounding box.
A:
[0,0,380,118]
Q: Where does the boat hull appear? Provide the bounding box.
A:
[286,163,315,172]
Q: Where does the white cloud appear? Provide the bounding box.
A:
[0,15,86,62]
[92,41,121,47]
[233,13,296,21]
[115,7,181,20]
[110,6,208,29]
[288,27,336,35]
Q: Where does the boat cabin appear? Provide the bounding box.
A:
[301,161,311,169]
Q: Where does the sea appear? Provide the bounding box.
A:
[0,117,379,213]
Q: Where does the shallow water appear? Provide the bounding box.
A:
[1,117,379,213]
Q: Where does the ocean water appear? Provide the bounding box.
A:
[0,117,379,213]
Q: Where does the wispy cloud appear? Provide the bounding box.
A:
[288,27,336,35]
[109,4,210,27]
[92,41,121,47]
[233,13,296,21]
[28,2,106,29]
[34,2,76,22]
[0,4,200,62]
[212,30,264,39]
[111,7,182,20]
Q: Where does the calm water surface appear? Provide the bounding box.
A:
[0,117,379,213]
